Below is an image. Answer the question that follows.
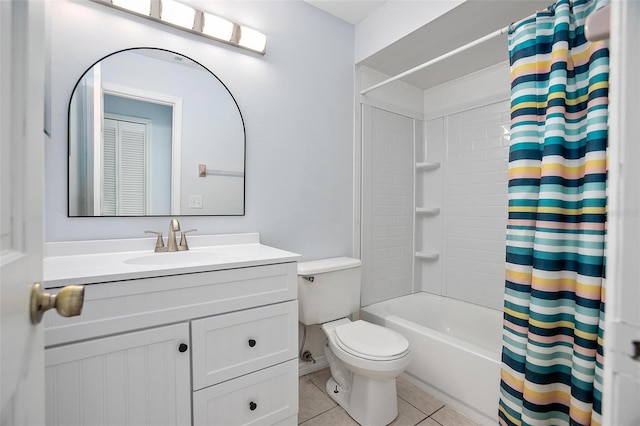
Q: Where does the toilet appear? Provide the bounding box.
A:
[297,257,410,426]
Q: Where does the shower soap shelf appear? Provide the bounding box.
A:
[416,207,440,216]
[416,162,440,171]
[415,251,440,261]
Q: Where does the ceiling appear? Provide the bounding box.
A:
[304,0,551,90]
[303,0,386,24]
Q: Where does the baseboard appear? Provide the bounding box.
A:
[298,355,329,376]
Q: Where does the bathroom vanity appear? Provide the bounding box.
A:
[43,233,300,425]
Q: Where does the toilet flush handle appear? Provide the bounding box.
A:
[302,276,314,283]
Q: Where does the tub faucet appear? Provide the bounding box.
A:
[167,219,180,252]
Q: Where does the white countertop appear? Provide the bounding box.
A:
[44,233,300,288]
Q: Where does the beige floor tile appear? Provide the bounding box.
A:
[389,397,428,426]
[298,375,337,423]
[430,406,478,426]
[299,406,359,426]
[307,367,333,394]
[396,377,445,416]
[416,418,442,426]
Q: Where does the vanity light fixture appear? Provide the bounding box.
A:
[93,0,267,54]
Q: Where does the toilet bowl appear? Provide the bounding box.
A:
[323,318,410,379]
[321,318,410,426]
[297,257,411,426]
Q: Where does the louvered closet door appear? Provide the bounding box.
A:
[102,119,117,215]
[102,118,147,215]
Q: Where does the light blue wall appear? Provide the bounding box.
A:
[46,1,355,260]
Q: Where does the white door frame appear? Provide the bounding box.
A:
[602,0,640,423]
[99,82,183,215]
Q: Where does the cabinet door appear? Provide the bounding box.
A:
[45,323,191,426]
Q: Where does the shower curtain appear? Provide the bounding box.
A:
[499,0,609,425]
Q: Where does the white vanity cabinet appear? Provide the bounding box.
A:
[43,236,300,426]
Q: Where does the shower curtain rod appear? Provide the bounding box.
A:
[359,24,510,95]
[360,3,611,95]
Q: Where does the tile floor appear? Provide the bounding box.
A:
[298,368,478,426]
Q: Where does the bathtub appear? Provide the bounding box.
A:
[360,292,502,425]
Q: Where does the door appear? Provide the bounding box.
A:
[0,0,46,424]
[45,323,191,426]
[102,117,149,215]
[603,0,640,423]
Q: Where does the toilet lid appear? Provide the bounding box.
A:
[334,320,409,361]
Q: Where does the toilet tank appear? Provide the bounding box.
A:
[297,257,362,325]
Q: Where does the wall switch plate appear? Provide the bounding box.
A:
[189,195,203,209]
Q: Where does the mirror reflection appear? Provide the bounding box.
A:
[68,48,245,216]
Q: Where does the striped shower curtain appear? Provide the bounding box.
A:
[498,0,609,425]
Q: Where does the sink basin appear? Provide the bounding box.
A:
[124,250,223,266]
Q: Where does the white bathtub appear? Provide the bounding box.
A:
[360,292,502,425]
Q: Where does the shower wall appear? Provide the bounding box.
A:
[360,62,511,311]
[425,101,510,310]
[419,63,511,311]
[361,104,422,306]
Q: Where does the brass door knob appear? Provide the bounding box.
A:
[30,282,85,324]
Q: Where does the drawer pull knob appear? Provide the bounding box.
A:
[248,339,256,348]
[249,401,257,411]
[178,343,188,353]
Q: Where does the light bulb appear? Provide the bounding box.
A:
[202,13,234,41]
[239,26,266,53]
[111,0,151,15]
[160,0,195,29]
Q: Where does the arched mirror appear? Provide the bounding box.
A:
[68,48,245,216]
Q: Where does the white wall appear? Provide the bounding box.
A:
[354,66,423,309]
[358,66,424,118]
[354,66,423,261]
[420,62,511,310]
[415,116,444,295]
[361,105,418,306]
[354,0,464,63]
[424,62,510,118]
[46,0,354,260]
[442,100,510,310]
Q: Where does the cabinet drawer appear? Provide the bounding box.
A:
[45,262,297,347]
[191,301,298,390]
[193,360,298,426]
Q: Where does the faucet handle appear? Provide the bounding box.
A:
[178,229,197,251]
[144,230,167,252]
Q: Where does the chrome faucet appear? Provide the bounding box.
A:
[145,220,196,253]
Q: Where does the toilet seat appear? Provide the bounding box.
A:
[334,320,409,361]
